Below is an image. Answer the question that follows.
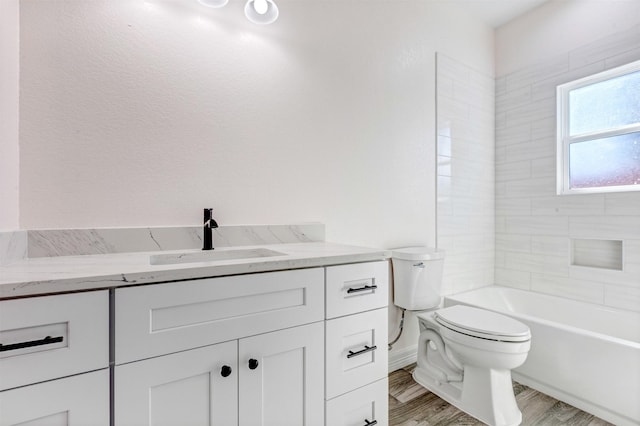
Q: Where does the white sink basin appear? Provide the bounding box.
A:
[149,248,287,265]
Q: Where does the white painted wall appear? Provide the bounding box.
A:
[0,0,20,230]
[19,0,493,250]
[495,0,640,311]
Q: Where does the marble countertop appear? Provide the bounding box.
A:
[0,242,389,299]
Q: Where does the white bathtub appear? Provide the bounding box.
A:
[444,286,640,426]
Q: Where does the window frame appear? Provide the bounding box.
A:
[556,59,640,195]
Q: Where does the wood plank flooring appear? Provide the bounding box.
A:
[389,364,613,426]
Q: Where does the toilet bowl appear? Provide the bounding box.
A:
[391,247,531,426]
[414,305,530,426]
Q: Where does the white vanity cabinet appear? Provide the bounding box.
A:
[114,268,326,426]
[1,250,389,426]
[324,261,389,426]
[0,291,110,426]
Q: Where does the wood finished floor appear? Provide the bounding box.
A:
[389,364,613,426]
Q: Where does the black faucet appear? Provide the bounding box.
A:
[203,208,219,251]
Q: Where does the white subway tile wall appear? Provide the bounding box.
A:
[495,24,640,312]
[436,53,495,296]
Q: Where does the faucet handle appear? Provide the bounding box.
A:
[203,208,219,228]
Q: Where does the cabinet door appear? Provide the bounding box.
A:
[239,322,324,426]
[0,369,109,426]
[115,341,237,426]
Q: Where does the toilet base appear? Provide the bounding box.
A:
[413,364,522,426]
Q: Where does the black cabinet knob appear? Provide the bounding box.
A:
[221,365,232,377]
[248,358,259,370]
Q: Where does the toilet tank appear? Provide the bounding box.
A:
[391,247,445,311]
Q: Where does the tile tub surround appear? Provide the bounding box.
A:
[495,24,640,312]
[26,223,325,258]
[436,53,495,295]
[0,241,389,299]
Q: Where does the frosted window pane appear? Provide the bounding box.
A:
[569,70,640,136]
[569,132,640,189]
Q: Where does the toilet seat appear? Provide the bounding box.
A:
[434,305,530,343]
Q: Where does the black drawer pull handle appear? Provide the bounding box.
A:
[0,335,64,352]
[248,358,259,370]
[221,365,232,377]
[346,285,377,294]
[347,345,377,359]
[364,420,378,426]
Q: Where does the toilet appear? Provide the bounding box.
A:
[392,247,531,426]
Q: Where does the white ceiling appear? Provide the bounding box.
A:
[447,0,549,27]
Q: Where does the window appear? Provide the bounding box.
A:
[557,60,640,194]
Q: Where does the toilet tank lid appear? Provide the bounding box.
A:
[391,246,445,261]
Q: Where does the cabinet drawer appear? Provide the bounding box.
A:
[0,291,109,391]
[0,369,109,426]
[325,308,388,399]
[115,268,324,364]
[325,261,388,319]
[325,378,389,426]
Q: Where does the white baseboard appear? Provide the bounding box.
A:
[388,344,417,372]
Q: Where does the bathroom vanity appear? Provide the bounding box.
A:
[0,241,389,426]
